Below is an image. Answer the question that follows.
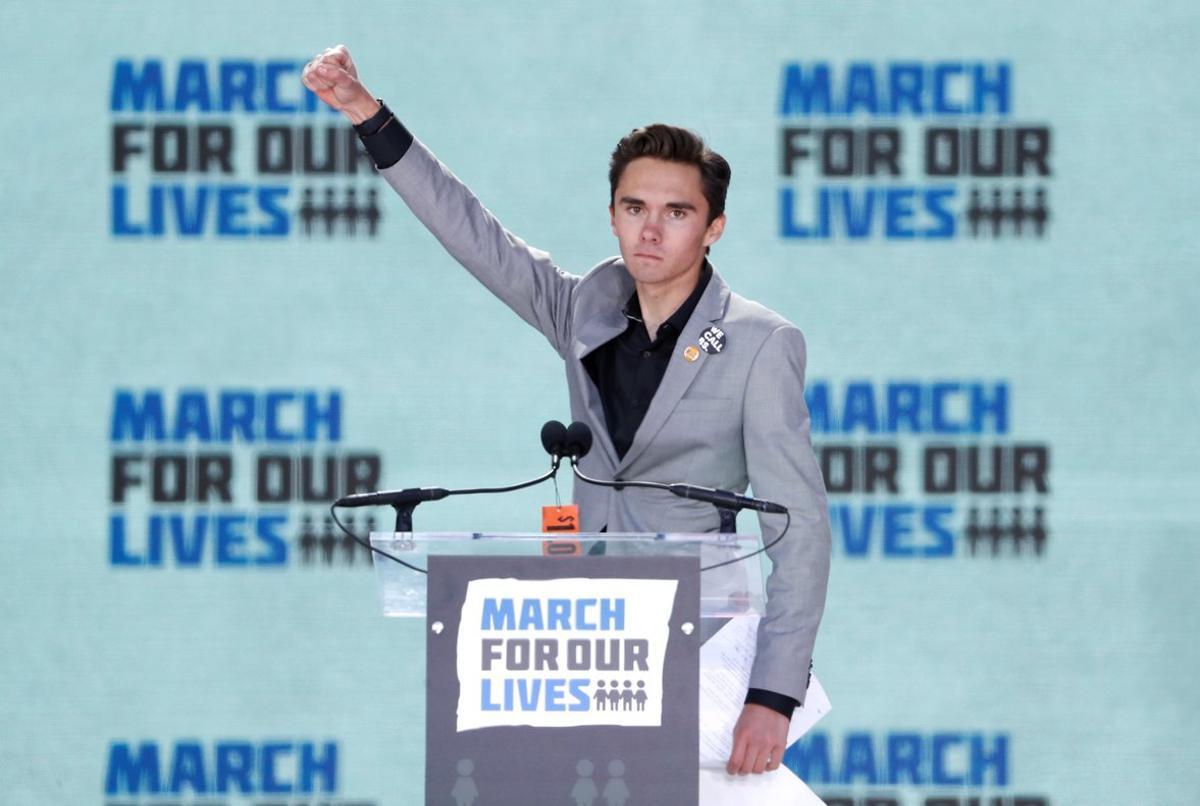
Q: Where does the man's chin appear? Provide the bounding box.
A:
[625,255,670,281]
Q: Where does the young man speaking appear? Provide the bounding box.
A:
[303,45,831,778]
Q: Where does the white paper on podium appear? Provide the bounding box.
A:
[699,765,826,806]
[698,614,831,768]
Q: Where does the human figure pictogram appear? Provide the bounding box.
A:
[606,680,621,710]
[298,513,317,565]
[321,187,339,235]
[451,758,478,806]
[1010,507,1027,555]
[299,188,317,236]
[965,507,982,556]
[319,515,338,565]
[571,759,599,806]
[343,187,359,236]
[1030,188,1049,236]
[340,513,358,565]
[364,187,382,236]
[966,188,984,237]
[1031,506,1048,555]
[603,759,630,806]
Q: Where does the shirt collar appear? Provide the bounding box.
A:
[621,260,714,337]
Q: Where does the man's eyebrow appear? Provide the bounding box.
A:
[616,196,698,211]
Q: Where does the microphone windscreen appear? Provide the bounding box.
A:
[565,421,594,458]
[541,420,568,456]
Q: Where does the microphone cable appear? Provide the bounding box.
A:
[569,458,792,572]
[329,456,562,574]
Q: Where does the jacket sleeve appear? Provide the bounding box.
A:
[741,324,832,705]
[375,136,579,357]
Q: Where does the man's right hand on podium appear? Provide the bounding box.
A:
[301,44,381,126]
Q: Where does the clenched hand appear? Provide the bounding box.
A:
[301,45,379,125]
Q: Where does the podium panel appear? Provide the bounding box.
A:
[368,532,768,804]
[425,554,700,805]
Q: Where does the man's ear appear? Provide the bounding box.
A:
[609,204,617,237]
[703,213,727,247]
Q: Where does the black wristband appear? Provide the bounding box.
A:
[745,687,799,721]
[354,99,414,170]
[354,99,392,137]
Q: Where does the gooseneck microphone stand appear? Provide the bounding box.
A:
[558,420,793,571]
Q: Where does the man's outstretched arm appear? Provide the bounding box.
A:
[302,46,578,356]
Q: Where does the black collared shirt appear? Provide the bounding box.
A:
[582,262,712,459]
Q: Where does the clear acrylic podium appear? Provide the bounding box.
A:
[368,531,769,804]
[368,531,767,620]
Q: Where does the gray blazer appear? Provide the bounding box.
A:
[379,138,831,705]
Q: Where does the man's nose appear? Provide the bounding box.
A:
[640,217,662,242]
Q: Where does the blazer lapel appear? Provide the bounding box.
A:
[571,307,628,468]
[616,270,732,472]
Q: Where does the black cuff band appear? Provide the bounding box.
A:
[354,100,414,170]
[354,99,392,137]
[745,687,799,721]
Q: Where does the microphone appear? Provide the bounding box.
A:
[542,419,590,462]
[334,487,449,508]
[666,484,787,514]
[564,421,593,460]
[540,420,569,458]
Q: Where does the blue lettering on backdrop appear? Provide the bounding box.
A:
[806,381,1009,435]
[784,731,1010,787]
[779,61,1012,117]
[214,742,254,793]
[110,58,336,114]
[109,512,289,567]
[776,61,1026,242]
[110,389,343,443]
[830,504,957,558]
[104,740,338,795]
[779,186,957,239]
[111,184,292,238]
[105,742,162,794]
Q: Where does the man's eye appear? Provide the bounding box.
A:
[627,206,642,215]
[669,209,686,219]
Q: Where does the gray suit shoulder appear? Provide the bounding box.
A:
[571,257,635,317]
[724,290,804,350]
[577,256,631,291]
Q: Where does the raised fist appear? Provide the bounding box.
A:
[301,45,380,125]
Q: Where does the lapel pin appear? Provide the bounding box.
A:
[698,325,726,354]
[683,345,700,362]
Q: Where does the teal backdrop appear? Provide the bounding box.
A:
[2,1,1197,804]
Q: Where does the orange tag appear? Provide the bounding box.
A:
[542,505,580,555]
[542,504,580,533]
[683,345,700,362]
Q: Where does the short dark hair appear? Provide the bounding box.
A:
[608,124,731,225]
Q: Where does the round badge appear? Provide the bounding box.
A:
[683,345,700,362]
[698,325,726,354]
